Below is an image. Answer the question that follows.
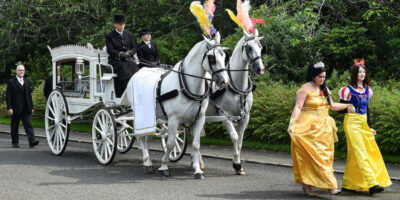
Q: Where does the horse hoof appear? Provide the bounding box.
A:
[158,170,171,177]
[235,169,246,175]
[194,173,205,180]
[144,166,154,174]
[200,162,205,170]
[233,163,242,171]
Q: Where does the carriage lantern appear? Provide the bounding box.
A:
[75,57,85,80]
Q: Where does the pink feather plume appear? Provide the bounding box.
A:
[204,0,215,17]
[236,0,253,32]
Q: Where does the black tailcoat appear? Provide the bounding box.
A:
[137,41,160,68]
[106,30,138,80]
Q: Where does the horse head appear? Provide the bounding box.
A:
[242,29,265,75]
[202,32,230,89]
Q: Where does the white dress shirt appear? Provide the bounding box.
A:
[144,41,151,48]
[17,76,24,86]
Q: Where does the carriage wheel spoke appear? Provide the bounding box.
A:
[98,142,103,154]
[123,136,129,147]
[55,129,59,151]
[107,143,112,156]
[58,129,64,148]
[58,127,65,139]
[106,137,113,146]
[94,126,102,134]
[175,140,182,153]
[59,122,67,129]
[173,146,177,157]
[47,104,55,116]
[50,127,56,140]
[101,143,105,159]
[46,116,55,121]
[176,136,184,144]
[47,125,55,130]
[105,143,110,161]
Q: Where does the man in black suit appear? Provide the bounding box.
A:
[137,28,160,68]
[43,66,62,100]
[106,14,138,98]
[6,65,39,148]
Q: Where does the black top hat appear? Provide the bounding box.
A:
[140,28,152,36]
[114,14,126,23]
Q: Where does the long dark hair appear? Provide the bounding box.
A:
[349,64,370,88]
[306,62,332,106]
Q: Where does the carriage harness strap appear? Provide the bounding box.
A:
[209,38,261,123]
[209,64,254,123]
[156,44,224,122]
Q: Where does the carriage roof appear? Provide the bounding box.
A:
[47,43,109,64]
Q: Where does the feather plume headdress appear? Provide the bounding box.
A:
[190,1,216,37]
[226,0,264,33]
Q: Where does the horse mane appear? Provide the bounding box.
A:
[186,40,207,59]
[231,37,245,61]
[183,40,208,67]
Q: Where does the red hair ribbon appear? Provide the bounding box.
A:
[353,58,365,68]
[249,18,264,33]
[320,91,325,96]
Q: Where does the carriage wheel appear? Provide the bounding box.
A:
[117,127,135,154]
[92,108,117,165]
[45,90,70,155]
[160,124,189,162]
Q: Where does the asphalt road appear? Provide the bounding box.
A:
[0,134,399,200]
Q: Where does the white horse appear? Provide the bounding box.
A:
[136,32,229,179]
[205,29,265,175]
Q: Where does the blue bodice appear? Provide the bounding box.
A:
[348,85,369,114]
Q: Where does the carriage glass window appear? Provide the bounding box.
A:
[57,59,90,98]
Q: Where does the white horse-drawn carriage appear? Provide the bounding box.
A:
[44,0,266,179]
[44,27,265,179]
[45,43,188,165]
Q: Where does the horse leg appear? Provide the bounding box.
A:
[234,113,250,175]
[223,119,243,175]
[137,136,154,174]
[191,117,206,179]
[199,152,205,170]
[158,118,179,177]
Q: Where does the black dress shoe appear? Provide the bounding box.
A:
[342,188,356,193]
[369,185,384,196]
[29,141,39,148]
[12,144,20,148]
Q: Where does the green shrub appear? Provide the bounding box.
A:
[206,77,400,154]
[31,81,47,119]
[0,84,6,105]
[0,84,8,117]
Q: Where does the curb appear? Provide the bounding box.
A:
[1,131,399,182]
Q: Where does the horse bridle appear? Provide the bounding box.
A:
[201,44,227,77]
[178,43,226,101]
[225,37,264,95]
[242,37,263,72]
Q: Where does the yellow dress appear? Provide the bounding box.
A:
[291,88,338,189]
[342,113,392,191]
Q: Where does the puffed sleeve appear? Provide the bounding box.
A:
[368,87,373,98]
[338,86,351,101]
[338,86,351,114]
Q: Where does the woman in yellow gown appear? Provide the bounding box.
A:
[287,62,354,196]
[338,59,391,195]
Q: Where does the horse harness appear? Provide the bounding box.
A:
[156,44,226,124]
[210,37,261,123]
